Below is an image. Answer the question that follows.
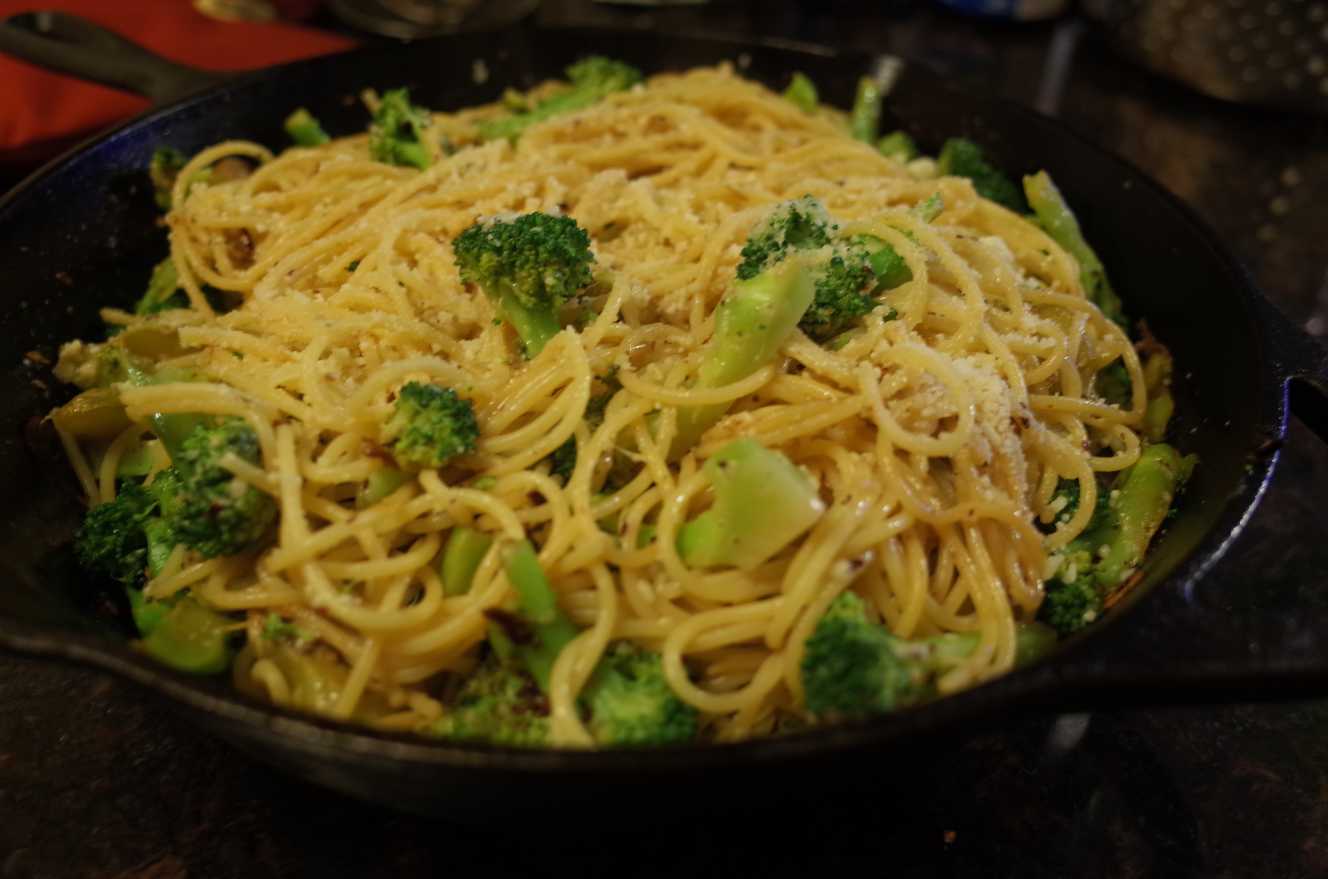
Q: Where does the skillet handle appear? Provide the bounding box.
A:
[0,11,226,105]
[1252,292,1328,444]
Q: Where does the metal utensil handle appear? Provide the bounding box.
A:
[0,11,226,104]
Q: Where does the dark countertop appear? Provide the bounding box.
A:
[2,3,1326,877]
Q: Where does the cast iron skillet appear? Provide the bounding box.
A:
[1,12,1326,817]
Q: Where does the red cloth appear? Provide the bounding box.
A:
[0,1,354,157]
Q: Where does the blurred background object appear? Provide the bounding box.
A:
[328,0,539,36]
[0,0,352,163]
[934,0,1068,21]
[1084,0,1328,116]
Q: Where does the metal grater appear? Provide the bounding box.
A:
[1084,0,1328,116]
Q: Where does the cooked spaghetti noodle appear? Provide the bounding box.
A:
[57,64,1157,744]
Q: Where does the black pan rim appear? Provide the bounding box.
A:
[0,26,1288,774]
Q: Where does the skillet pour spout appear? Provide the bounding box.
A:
[0,13,1326,815]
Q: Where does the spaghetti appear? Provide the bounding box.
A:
[56,64,1158,744]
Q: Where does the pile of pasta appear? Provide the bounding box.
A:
[70,65,1146,744]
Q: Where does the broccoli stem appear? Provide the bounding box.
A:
[501,540,580,690]
[137,596,233,674]
[441,527,492,596]
[849,76,883,143]
[1023,170,1126,326]
[358,467,409,508]
[1141,344,1176,441]
[1094,444,1192,587]
[496,289,565,356]
[284,107,330,146]
[877,130,918,162]
[676,438,824,570]
[672,258,815,454]
[783,72,818,113]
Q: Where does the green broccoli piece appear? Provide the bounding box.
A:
[801,592,976,717]
[736,197,879,342]
[548,436,578,483]
[384,381,479,471]
[478,56,643,142]
[72,468,235,673]
[581,642,697,746]
[802,593,1060,717]
[168,418,277,558]
[1096,360,1132,407]
[357,466,409,508]
[877,130,918,163]
[137,595,234,675]
[734,196,940,346]
[148,146,187,211]
[1039,444,1195,635]
[73,482,158,587]
[453,212,595,357]
[671,256,815,453]
[499,539,581,691]
[735,196,834,280]
[783,72,818,113]
[938,137,1027,213]
[1140,340,1175,441]
[1023,170,1125,325]
[134,257,187,315]
[430,656,551,746]
[849,76,883,143]
[1039,564,1103,636]
[284,107,330,147]
[369,88,432,170]
[440,526,492,596]
[485,539,696,745]
[676,438,824,570]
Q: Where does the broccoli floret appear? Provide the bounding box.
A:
[1040,558,1103,636]
[581,642,697,746]
[735,197,880,342]
[733,196,936,346]
[849,76,883,143]
[478,56,643,142]
[1023,170,1125,325]
[261,613,311,644]
[484,539,696,745]
[169,418,277,558]
[803,592,1060,716]
[783,71,818,113]
[384,381,479,470]
[798,245,879,342]
[736,196,834,280]
[284,107,330,146]
[431,656,551,746]
[677,438,824,570]
[148,146,187,211]
[802,592,974,717]
[369,88,432,169]
[938,137,1027,213]
[453,212,595,357]
[73,482,158,587]
[877,130,918,163]
[71,469,234,673]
